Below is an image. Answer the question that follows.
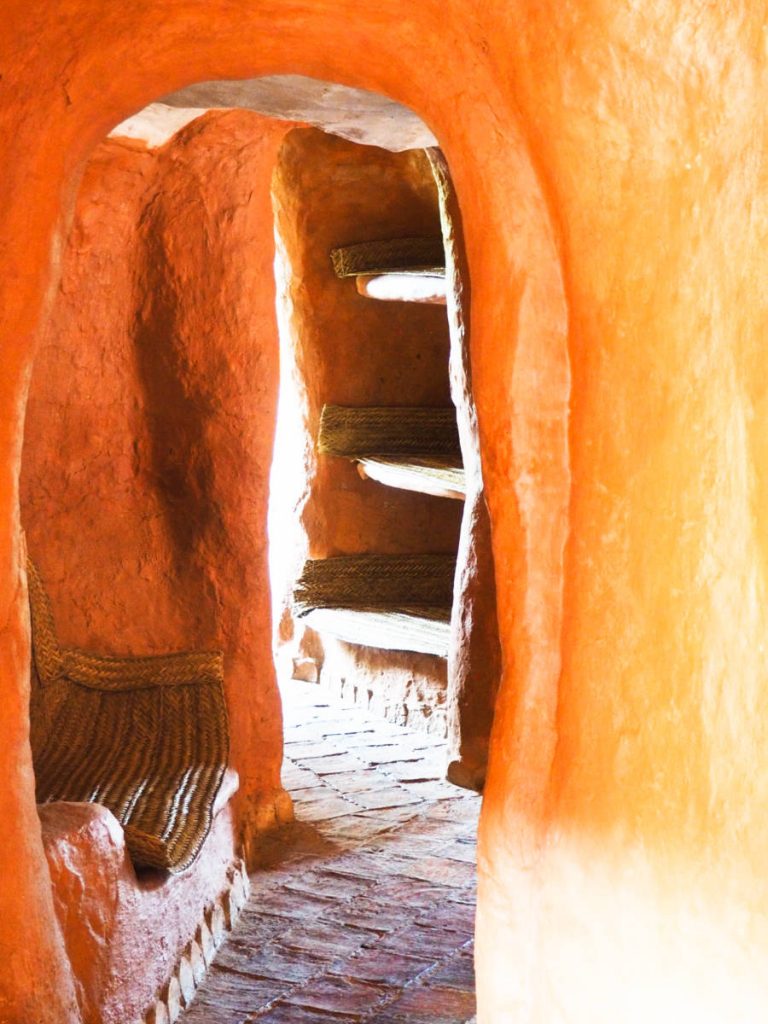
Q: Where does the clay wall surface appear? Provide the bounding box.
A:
[428,150,501,791]
[21,109,294,879]
[2,3,768,1023]
[270,128,462,726]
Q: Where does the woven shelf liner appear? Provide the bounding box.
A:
[303,605,451,658]
[330,236,445,278]
[318,405,461,460]
[27,558,230,874]
[293,553,457,615]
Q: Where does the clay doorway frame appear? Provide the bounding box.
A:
[0,17,570,1019]
[21,90,497,851]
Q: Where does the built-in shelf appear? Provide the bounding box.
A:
[304,233,460,663]
[355,271,447,305]
[357,454,464,500]
[293,553,455,658]
[302,605,451,658]
[318,404,463,500]
[331,235,445,281]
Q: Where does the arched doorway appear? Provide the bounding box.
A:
[0,12,570,1021]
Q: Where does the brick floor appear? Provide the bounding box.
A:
[182,680,479,1024]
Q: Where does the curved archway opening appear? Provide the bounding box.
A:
[20,77,504,1023]
[0,14,571,1020]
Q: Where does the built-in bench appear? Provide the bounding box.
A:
[317,404,465,501]
[293,553,456,658]
[28,556,243,1021]
[331,235,447,305]
[40,769,246,1024]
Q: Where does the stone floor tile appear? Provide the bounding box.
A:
[293,795,362,822]
[256,889,339,920]
[426,950,476,992]
[281,869,372,901]
[215,945,326,985]
[319,769,387,794]
[365,984,477,1024]
[347,785,423,811]
[182,680,479,1024]
[193,972,287,1012]
[432,840,477,864]
[398,855,476,888]
[297,753,370,774]
[374,925,472,959]
[320,894,420,935]
[248,1003,354,1023]
[277,921,371,958]
[281,975,395,1015]
[327,947,436,986]
[184,1004,250,1024]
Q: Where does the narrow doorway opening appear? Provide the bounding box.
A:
[20,77,499,1024]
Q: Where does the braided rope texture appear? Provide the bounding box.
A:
[27,559,230,874]
[330,236,445,278]
[318,405,461,459]
[293,553,457,614]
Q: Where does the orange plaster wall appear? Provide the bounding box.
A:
[269,128,462,723]
[2,3,768,1023]
[21,109,294,872]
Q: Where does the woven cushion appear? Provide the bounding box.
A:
[27,559,229,874]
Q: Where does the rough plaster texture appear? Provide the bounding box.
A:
[40,775,239,1024]
[429,150,501,792]
[318,637,449,736]
[21,110,294,876]
[2,3,768,1023]
[269,129,463,682]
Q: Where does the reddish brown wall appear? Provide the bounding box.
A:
[21,109,294,870]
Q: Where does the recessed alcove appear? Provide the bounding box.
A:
[17,86,499,1024]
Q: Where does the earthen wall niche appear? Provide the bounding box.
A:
[270,128,463,734]
[18,109,297,1019]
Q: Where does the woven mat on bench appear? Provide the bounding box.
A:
[27,559,229,874]
[330,236,445,279]
[318,405,461,460]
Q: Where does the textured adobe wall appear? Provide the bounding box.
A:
[2,3,768,1023]
[40,780,238,1024]
[21,109,294,876]
[270,128,462,726]
[428,149,501,791]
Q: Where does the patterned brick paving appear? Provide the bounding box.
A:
[183,680,479,1023]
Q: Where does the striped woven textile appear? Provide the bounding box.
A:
[318,405,461,460]
[330,236,445,278]
[27,559,230,874]
[293,554,456,657]
[293,553,457,614]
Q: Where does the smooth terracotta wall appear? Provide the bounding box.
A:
[21,109,294,873]
[1,3,767,1023]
